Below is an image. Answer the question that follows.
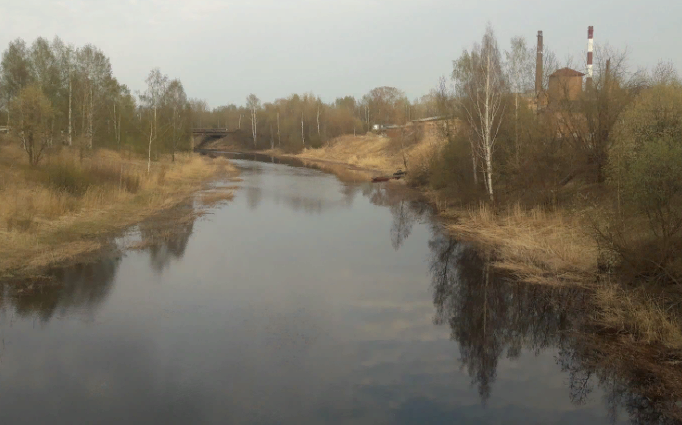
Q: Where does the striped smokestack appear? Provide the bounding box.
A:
[535,30,543,95]
[586,26,594,88]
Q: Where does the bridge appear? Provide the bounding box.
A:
[192,128,231,136]
[191,128,243,151]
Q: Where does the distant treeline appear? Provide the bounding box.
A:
[190,87,445,151]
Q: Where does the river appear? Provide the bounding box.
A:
[0,154,669,424]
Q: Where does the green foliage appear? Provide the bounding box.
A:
[10,84,53,166]
[428,128,480,203]
[619,136,682,216]
[601,82,682,281]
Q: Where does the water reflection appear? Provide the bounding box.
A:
[557,335,682,424]
[427,231,681,423]
[2,154,680,424]
[0,255,120,323]
[140,218,195,273]
[363,183,431,250]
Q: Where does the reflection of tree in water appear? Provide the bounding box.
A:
[557,336,682,425]
[429,232,682,422]
[139,215,195,273]
[1,256,120,323]
[243,161,263,211]
[363,183,431,250]
[430,235,506,404]
[245,186,263,211]
[339,182,360,207]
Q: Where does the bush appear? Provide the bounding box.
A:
[45,161,91,195]
[43,158,140,196]
[599,82,682,283]
[427,129,481,204]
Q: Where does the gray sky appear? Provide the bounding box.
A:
[1,0,680,107]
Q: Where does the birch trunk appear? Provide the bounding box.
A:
[484,51,493,201]
[301,114,305,148]
[113,102,118,149]
[277,112,281,147]
[147,120,153,174]
[88,86,93,148]
[68,78,72,146]
[270,124,274,149]
[514,93,519,164]
[251,108,257,147]
[316,106,321,137]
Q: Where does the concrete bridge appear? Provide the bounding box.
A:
[191,128,244,150]
[192,128,231,136]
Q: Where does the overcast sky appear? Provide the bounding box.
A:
[1,0,679,107]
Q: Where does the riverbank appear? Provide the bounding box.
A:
[0,142,238,280]
[233,133,682,352]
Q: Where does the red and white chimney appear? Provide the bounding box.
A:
[586,26,594,88]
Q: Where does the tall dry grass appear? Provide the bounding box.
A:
[595,282,682,349]
[445,202,598,286]
[293,129,444,175]
[445,201,682,349]
[0,143,237,278]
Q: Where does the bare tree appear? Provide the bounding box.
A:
[141,68,169,173]
[166,79,187,161]
[246,93,260,147]
[301,112,305,147]
[76,44,114,148]
[277,111,281,147]
[316,104,321,138]
[452,24,506,202]
[505,36,534,162]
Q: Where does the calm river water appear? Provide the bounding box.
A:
[0,154,659,424]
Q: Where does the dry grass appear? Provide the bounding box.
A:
[442,201,682,349]
[249,129,682,352]
[199,190,235,207]
[595,282,682,349]
[292,128,444,175]
[297,134,401,172]
[444,202,598,286]
[0,143,238,278]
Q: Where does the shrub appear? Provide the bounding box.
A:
[427,129,481,204]
[599,82,682,283]
[43,158,140,196]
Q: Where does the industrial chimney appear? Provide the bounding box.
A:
[535,30,543,96]
[586,26,594,89]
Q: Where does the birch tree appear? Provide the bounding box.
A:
[166,79,187,161]
[53,37,75,146]
[0,39,33,127]
[141,68,168,173]
[246,93,260,147]
[277,111,281,147]
[452,24,506,202]
[76,45,113,148]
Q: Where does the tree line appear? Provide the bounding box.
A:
[190,86,445,151]
[0,36,192,166]
[428,24,681,284]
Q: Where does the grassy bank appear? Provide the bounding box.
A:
[261,131,682,352]
[0,141,237,279]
